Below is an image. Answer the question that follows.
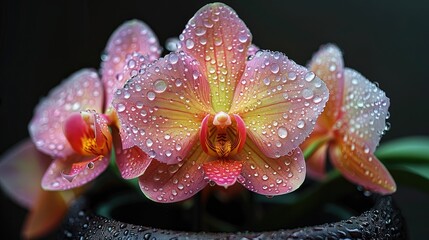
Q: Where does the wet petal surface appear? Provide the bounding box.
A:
[101,20,161,109]
[237,140,306,196]
[113,52,212,164]
[309,44,344,129]
[231,51,329,158]
[29,69,103,158]
[339,69,390,152]
[116,146,151,179]
[138,144,208,203]
[41,155,109,190]
[179,2,251,112]
[330,142,396,194]
[203,160,243,187]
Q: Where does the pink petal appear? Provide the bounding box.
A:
[138,144,208,203]
[330,142,396,194]
[0,139,50,208]
[237,140,306,196]
[101,20,161,109]
[116,146,151,179]
[113,52,150,149]
[41,155,109,190]
[339,68,390,152]
[29,69,103,158]
[231,51,329,158]
[113,52,212,164]
[111,126,151,179]
[203,160,243,187]
[309,44,345,129]
[179,2,252,112]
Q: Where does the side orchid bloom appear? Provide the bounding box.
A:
[29,20,161,190]
[301,44,396,194]
[113,3,329,202]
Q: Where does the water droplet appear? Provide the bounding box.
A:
[297,120,305,129]
[146,139,153,147]
[87,162,95,169]
[278,127,288,138]
[287,72,297,81]
[147,91,156,101]
[127,59,136,68]
[117,103,126,112]
[263,78,271,85]
[195,27,206,36]
[304,72,316,82]
[148,150,156,158]
[302,88,314,99]
[262,175,269,181]
[168,53,179,64]
[270,63,280,74]
[238,33,248,43]
[185,39,195,49]
[165,38,180,51]
[154,79,167,93]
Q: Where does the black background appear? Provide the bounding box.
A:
[1,0,428,239]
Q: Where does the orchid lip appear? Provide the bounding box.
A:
[200,113,246,159]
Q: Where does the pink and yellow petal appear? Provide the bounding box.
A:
[179,2,252,112]
[29,69,103,158]
[138,144,209,203]
[329,141,396,194]
[237,140,306,196]
[101,20,161,109]
[309,44,345,129]
[0,139,50,208]
[339,68,390,152]
[231,51,329,158]
[113,52,212,164]
[42,155,109,190]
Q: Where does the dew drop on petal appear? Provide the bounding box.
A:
[185,39,195,49]
[297,120,305,129]
[270,63,280,74]
[168,53,179,64]
[147,91,156,101]
[278,127,288,139]
[302,88,314,99]
[154,79,167,93]
[304,72,316,82]
[117,103,126,112]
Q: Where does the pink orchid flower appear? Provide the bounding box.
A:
[113,3,329,202]
[29,20,161,191]
[301,44,396,194]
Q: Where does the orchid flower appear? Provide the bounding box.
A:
[301,44,396,194]
[28,20,161,191]
[113,3,329,203]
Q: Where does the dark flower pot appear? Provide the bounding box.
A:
[59,189,407,239]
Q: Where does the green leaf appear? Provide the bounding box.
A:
[389,164,429,193]
[376,136,429,164]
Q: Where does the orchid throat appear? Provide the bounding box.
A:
[200,112,246,159]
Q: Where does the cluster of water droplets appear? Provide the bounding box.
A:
[177,3,251,112]
[230,51,329,158]
[113,51,212,165]
[237,148,305,195]
[339,69,390,154]
[139,158,206,202]
[101,20,161,109]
